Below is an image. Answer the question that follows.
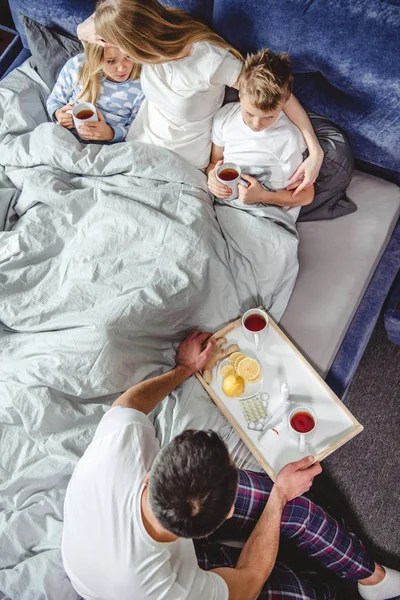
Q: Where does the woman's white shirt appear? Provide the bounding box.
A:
[127,42,242,169]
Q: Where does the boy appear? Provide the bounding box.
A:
[207,48,314,222]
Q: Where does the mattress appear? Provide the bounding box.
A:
[281,172,400,376]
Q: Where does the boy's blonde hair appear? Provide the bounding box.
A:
[239,48,293,111]
[94,0,243,80]
[74,43,137,105]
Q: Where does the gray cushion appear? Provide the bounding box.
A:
[281,171,400,376]
[20,15,82,90]
[298,112,356,222]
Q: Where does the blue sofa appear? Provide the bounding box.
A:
[3,0,400,396]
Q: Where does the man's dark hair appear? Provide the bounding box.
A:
[148,430,239,539]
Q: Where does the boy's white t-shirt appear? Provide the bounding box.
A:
[126,42,242,169]
[62,406,228,600]
[212,102,307,220]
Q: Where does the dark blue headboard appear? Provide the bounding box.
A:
[9,0,214,50]
[7,0,400,178]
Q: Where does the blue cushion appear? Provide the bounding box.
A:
[9,0,214,50]
[212,0,400,176]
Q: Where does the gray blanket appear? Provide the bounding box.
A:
[0,63,298,600]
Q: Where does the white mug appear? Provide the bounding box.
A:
[288,406,317,453]
[216,162,248,199]
[242,308,269,351]
[72,102,98,133]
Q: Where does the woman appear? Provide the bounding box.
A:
[77,0,323,194]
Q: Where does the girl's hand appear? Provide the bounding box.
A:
[238,174,262,205]
[77,14,106,45]
[207,160,232,198]
[55,104,74,129]
[286,148,324,197]
[78,109,115,141]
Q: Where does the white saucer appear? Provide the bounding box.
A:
[217,356,263,400]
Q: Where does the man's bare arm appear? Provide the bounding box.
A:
[113,330,215,414]
[211,457,322,600]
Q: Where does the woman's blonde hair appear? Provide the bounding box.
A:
[239,49,293,111]
[94,0,243,79]
[74,43,137,104]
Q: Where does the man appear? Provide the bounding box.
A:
[62,330,399,600]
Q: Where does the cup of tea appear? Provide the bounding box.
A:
[288,407,317,453]
[72,102,98,134]
[216,162,248,199]
[242,308,269,351]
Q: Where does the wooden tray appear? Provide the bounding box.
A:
[196,315,363,481]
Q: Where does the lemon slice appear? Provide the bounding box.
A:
[248,371,262,383]
[222,374,245,397]
[236,357,261,382]
[229,351,244,366]
[221,364,235,378]
[234,354,247,373]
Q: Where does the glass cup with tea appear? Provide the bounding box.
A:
[242,308,269,351]
[72,102,99,135]
[216,162,248,199]
[288,406,317,453]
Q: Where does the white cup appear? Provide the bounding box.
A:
[288,406,317,453]
[72,102,98,134]
[242,308,269,351]
[216,162,248,199]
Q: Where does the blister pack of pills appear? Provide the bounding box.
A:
[240,393,269,430]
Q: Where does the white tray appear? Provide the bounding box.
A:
[196,316,363,481]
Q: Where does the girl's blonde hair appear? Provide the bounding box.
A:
[94,0,243,80]
[75,43,137,104]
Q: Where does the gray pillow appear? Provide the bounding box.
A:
[298,112,356,222]
[20,15,83,90]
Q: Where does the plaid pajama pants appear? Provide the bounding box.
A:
[194,470,375,599]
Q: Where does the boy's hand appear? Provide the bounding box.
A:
[238,174,263,205]
[55,104,74,129]
[77,109,115,141]
[207,160,232,199]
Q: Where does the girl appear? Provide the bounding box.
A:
[46,43,144,143]
[77,0,323,192]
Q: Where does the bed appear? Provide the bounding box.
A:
[0,0,399,598]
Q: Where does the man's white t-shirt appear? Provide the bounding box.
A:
[127,42,242,169]
[62,406,228,600]
[212,102,307,220]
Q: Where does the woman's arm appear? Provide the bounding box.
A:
[77,13,106,45]
[238,175,314,207]
[282,94,324,196]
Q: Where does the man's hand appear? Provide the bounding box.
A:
[78,109,115,141]
[273,456,322,504]
[55,104,74,129]
[238,174,263,205]
[207,160,232,199]
[176,330,215,376]
[286,148,324,197]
